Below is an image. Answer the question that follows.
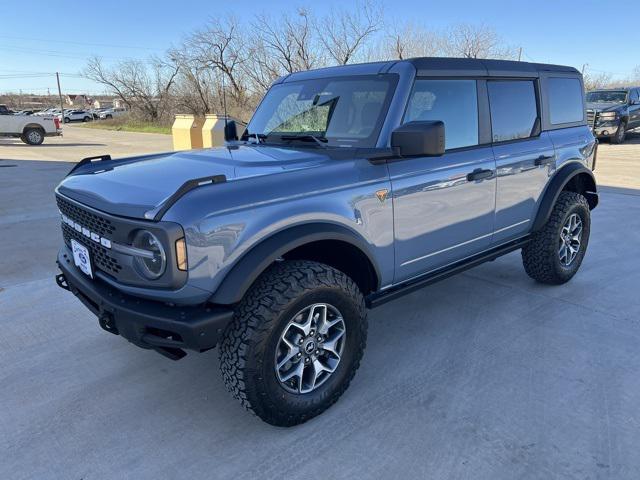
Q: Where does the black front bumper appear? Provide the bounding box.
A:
[57,248,234,360]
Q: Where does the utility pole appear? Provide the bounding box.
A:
[518,47,522,62]
[56,72,64,124]
[581,64,588,75]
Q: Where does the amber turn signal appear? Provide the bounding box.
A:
[175,238,188,271]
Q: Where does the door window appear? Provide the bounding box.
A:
[488,80,538,142]
[404,79,478,150]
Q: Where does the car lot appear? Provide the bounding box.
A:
[1,128,640,479]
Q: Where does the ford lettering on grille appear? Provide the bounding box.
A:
[60,213,112,249]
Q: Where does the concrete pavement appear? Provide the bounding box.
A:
[0,124,172,162]
[1,129,640,479]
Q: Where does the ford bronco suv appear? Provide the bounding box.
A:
[586,87,640,144]
[55,58,598,426]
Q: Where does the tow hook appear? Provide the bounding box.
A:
[98,311,119,335]
[55,273,70,291]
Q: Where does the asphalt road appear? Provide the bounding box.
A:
[1,128,640,479]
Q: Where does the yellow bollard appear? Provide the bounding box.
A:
[172,114,204,151]
[202,114,247,148]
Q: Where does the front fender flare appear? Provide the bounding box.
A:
[209,223,381,305]
[532,163,597,232]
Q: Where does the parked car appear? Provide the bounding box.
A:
[54,58,598,425]
[0,104,15,114]
[586,87,640,143]
[98,107,126,119]
[0,105,62,144]
[63,110,93,123]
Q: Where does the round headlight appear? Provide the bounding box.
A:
[132,230,166,279]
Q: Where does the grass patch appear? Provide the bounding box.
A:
[77,118,171,135]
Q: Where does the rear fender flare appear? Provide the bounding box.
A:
[532,163,597,232]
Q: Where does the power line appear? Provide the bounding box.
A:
[0,34,164,52]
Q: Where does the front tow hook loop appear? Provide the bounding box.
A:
[98,311,119,335]
[55,273,70,291]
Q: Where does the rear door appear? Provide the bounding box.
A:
[488,79,555,244]
[388,78,496,283]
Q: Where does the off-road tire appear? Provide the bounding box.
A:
[610,121,626,144]
[22,128,44,145]
[522,191,590,284]
[219,260,367,426]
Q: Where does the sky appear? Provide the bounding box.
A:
[1,0,638,95]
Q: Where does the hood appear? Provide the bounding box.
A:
[586,102,625,112]
[56,145,333,219]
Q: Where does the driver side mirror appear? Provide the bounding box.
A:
[224,120,238,141]
[391,121,445,157]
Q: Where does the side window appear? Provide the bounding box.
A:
[488,80,537,142]
[631,89,639,103]
[547,77,584,124]
[404,79,478,150]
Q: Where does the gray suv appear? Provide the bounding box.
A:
[55,58,598,426]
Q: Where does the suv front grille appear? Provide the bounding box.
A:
[57,195,122,276]
[56,196,115,237]
[61,223,123,275]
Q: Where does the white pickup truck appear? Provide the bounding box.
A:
[0,104,62,145]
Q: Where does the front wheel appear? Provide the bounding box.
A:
[63,117,70,124]
[522,191,591,284]
[219,260,367,426]
[610,121,626,144]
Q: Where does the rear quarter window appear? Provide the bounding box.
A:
[548,77,584,125]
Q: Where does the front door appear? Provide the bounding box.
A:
[388,78,496,283]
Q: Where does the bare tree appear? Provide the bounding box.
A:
[186,16,247,106]
[439,23,516,59]
[583,71,613,91]
[318,0,383,65]
[85,56,179,121]
[383,22,439,60]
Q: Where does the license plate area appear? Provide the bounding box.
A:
[71,239,93,278]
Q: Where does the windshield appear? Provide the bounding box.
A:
[586,91,627,103]
[245,75,398,148]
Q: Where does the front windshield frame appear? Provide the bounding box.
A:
[244,74,399,148]
[586,90,628,104]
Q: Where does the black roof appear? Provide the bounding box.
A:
[407,57,579,77]
[280,57,580,84]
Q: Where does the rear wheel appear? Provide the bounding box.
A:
[21,128,44,145]
[83,116,91,122]
[522,191,590,284]
[219,260,367,426]
[611,121,626,144]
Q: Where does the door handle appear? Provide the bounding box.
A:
[466,168,493,182]
[534,154,555,166]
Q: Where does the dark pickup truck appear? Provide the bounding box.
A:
[586,87,640,143]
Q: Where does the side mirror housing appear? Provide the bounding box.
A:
[224,120,238,141]
[391,121,445,157]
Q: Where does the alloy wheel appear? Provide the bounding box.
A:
[274,303,346,394]
[558,213,583,266]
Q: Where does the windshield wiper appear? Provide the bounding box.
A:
[280,134,329,148]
